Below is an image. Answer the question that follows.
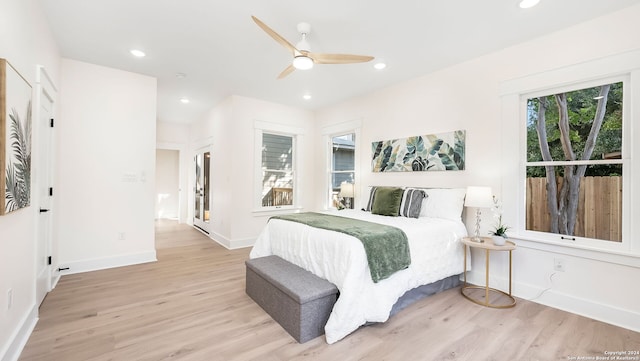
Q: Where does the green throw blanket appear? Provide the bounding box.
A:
[271,212,411,283]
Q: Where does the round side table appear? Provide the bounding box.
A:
[461,236,516,308]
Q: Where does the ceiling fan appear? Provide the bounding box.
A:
[251,16,375,79]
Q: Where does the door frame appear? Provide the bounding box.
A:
[192,145,212,233]
[35,65,57,305]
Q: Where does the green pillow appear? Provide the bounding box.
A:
[371,187,404,216]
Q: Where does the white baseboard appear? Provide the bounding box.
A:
[207,230,254,250]
[464,270,640,333]
[51,273,61,289]
[59,251,157,275]
[1,304,38,361]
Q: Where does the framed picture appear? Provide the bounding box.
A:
[1,59,32,215]
[371,129,465,172]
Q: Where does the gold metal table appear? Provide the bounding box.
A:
[461,236,516,308]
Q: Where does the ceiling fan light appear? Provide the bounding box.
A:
[293,55,314,70]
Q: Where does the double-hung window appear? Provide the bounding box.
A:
[261,132,294,207]
[329,133,355,209]
[500,50,640,257]
[254,121,303,212]
[524,80,625,247]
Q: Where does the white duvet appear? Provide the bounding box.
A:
[249,209,469,344]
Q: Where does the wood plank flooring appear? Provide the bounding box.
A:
[19,220,640,360]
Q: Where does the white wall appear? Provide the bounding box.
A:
[56,59,157,274]
[0,1,60,360]
[314,5,640,332]
[156,122,190,223]
[155,149,179,219]
[190,95,315,248]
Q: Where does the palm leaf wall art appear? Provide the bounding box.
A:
[1,58,32,215]
[371,130,465,172]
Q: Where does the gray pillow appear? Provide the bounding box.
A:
[400,189,427,218]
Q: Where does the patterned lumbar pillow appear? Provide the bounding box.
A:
[363,186,378,211]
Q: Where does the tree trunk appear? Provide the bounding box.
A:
[552,85,611,235]
[535,97,560,233]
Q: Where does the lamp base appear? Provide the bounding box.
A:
[474,209,484,242]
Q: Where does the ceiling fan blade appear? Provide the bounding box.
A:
[308,52,374,65]
[277,64,296,79]
[252,16,298,56]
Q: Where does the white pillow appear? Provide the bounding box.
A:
[419,188,466,221]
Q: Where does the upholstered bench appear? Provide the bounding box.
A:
[245,255,339,343]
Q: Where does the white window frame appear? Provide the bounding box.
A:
[253,121,304,214]
[328,132,356,209]
[500,50,640,266]
[520,76,628,251]
[322,119,362,210]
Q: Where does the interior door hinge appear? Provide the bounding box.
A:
[47,256,52,265]
[50,118,54,127]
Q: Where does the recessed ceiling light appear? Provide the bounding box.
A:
[303,94,312,100]
[180,97,190,104]
[374,61,387,70]
[519,0,540,9]
[130,49,146,58]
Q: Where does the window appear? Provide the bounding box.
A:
[254,121,304,213]
[329,133,355,209]
[524,81,624,244]
[500,51,640,260]
[260,132,294,208]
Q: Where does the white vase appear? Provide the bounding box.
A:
[492,235,506,246]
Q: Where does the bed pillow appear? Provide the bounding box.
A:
[419,188,466,221]
[399,188,427,218]
[363,186,378,211]
[371,187,404,216]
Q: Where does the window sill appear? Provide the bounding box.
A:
[510,233,640,268]
[252,206,304,217]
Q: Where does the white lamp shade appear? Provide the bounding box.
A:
[339,182,354,198]
[464,186,493,208]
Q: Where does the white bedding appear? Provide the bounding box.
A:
[249,209,469,344]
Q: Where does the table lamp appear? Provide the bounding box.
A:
[464,186,493,242]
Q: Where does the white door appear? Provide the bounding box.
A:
[193,149,210,233]
[35,67,56,307]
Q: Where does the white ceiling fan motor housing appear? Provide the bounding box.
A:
[296,22,311,51]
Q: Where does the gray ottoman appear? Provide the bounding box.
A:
[245,255,339,343]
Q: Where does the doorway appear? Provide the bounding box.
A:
[36,66,56,306]
[193,150,210,233]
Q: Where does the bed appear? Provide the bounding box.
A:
[249,187,469,344]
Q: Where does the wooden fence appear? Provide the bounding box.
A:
[526,176,622,242]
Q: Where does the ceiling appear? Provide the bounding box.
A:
[38,0,640,125]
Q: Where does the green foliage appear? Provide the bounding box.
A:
[490,224,510,237]
[526,82,622,177]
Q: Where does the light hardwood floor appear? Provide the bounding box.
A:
[19,220,640,361]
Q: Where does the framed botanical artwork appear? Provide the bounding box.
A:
[371,129,465,172]
[1,59,32,215]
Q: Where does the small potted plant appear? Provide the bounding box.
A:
[489,196,509,246]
